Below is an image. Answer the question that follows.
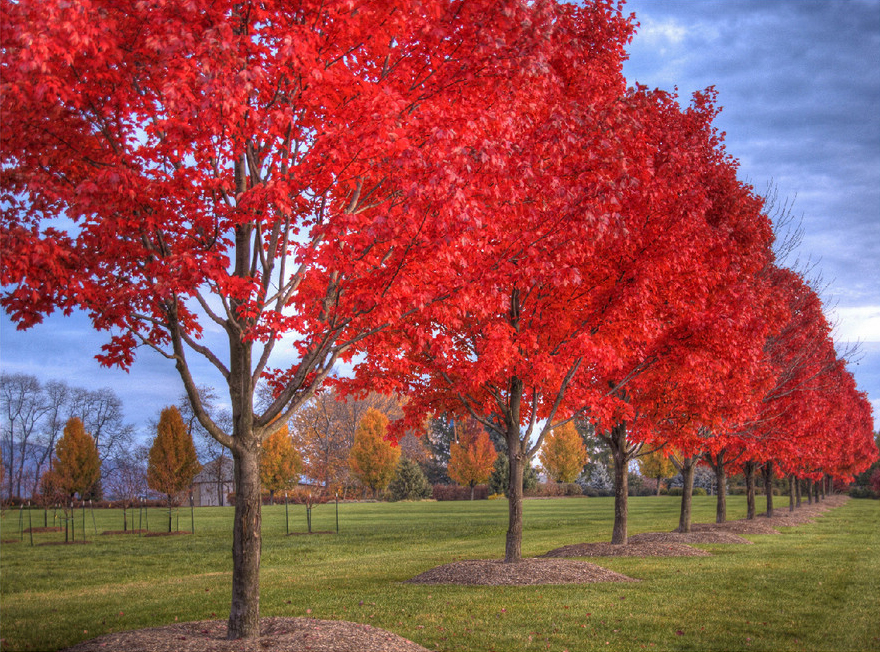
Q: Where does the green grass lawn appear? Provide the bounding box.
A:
[1,496,878,651]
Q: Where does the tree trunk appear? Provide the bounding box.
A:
[762,462,774,518]
[712,452,727,523]
[788,474,795,512]
[796,477,802,507]
[505,444,524,563]
[227,442,262,639]
[677,457,696,533]
[820,476,826,500]
[744,461,757,520]
[609,423,628,545]
[470,483,475,501]
[655,474,662,496]
[806,478,813,505]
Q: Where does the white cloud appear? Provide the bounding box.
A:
[637,17,688,50]
[831,305,880,343]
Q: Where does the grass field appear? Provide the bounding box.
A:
[1,495,878,651]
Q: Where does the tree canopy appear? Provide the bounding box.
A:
[1,0,875,639]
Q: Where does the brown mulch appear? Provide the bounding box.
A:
[61,618,430,652]
[59,496,849,652]
[692,495,849,536]
[23,526,63,533]
[543,540,712,557]
[629,530,753,545]
[405,557,638,585]
[542,496,849,557]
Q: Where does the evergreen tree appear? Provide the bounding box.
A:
[388,457,432,501]
[489,453,538,497]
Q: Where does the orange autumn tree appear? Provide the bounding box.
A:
[259,424,301,504]
[539,422,589,483]
[147,406,201,532]
[448,418,497,500]
[348,408,400,497]
[50,417,101,500]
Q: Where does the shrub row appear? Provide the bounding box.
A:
[525,482,583,497]
[431,484,490,501]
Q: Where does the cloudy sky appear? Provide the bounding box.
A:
[1,0,878,437]
[621,0,879,430]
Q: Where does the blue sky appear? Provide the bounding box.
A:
[1,0,878,437]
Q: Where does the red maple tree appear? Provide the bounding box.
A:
[1,0,608,637]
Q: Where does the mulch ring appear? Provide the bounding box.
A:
[61,617,430,652]
[543,540,711,558]
[405,557,638,585]
[23,526,64,533]
[692,495,849,536]
[629,530,753,545]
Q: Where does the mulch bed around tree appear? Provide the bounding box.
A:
[544,496,849,556]
[405,557,639,585]
[60,496,849,652]
[543,540,712,557]
[61,617,431,652]
[629,530,753,545]
[23,526,64,533]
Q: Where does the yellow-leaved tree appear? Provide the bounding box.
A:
[348,408,400,498]
[259,424,302,504]
[637,448,676,496]
[538,422,588,483]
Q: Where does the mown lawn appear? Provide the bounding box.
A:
[0,495,878,651]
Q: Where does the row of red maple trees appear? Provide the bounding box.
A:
[1,0,875,640]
